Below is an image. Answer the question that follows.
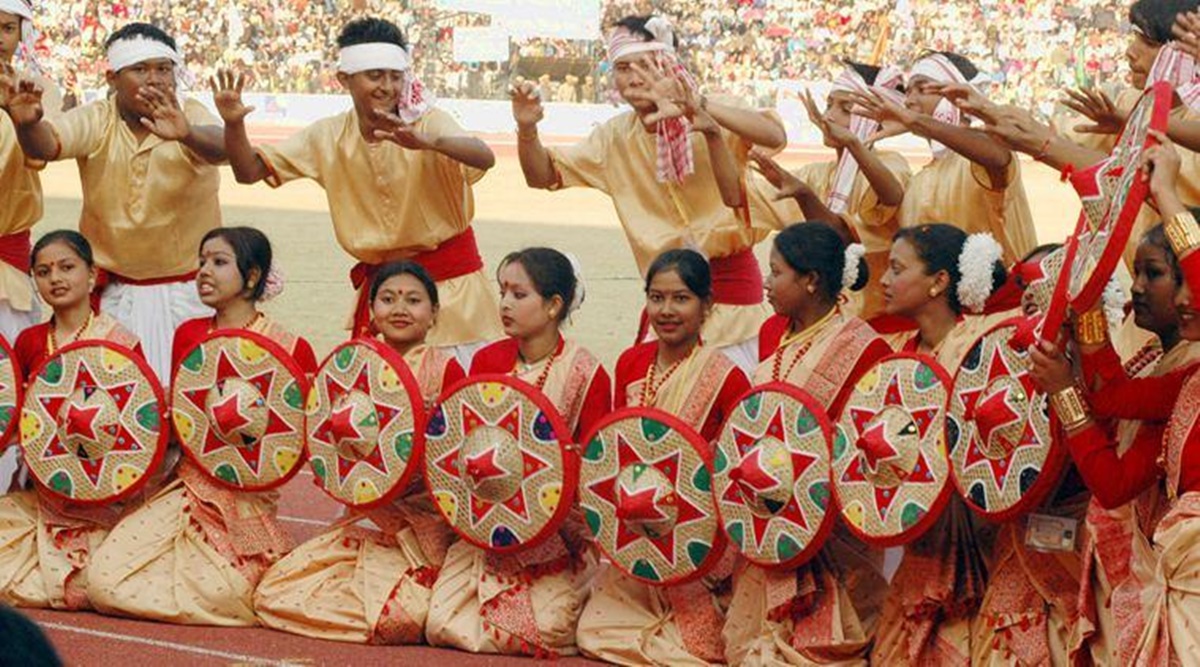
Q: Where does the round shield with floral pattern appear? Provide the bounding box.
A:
[831,353,953,547]
[423,374,577,553]
[0,336,22,454]
[172,330,309,491]
[712,383,835,570]
[578,407,724,586]
[21,340,167,504]
[306,339,425,510]
[948,319,1063,521]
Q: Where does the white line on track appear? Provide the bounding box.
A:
[39,622,305,665]
[279,514,331,526]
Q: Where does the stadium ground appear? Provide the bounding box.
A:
[21,133,1082,665]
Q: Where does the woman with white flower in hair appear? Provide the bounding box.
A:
[723,221,894,665]
[3,21,226,384]
[87,226,316,627]
[510,13,787,371]
[871,223,1009,664]
[426,247,610,657]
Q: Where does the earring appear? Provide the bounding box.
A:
[806,285,816,294]
[928,288,939,298]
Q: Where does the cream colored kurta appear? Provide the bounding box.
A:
[549,105,773,347]
[1,74,62,312]
[48,96,221,280]
[898,151,1036,265]
[257,108,500,347]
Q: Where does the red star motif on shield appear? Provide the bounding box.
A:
[65,403,103,443]
[856,420,897,475]
[450,403,551,528]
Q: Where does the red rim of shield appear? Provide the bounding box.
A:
[713,381,837,570]
[23,339,169,505]
[422,373,579,554]
[577,406,727,586]
[830,352,955,548]
[306,337,427,510]
[170,329,311,491]
[0,335,23,453]
[1043,82,1171,342]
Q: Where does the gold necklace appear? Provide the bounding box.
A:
[48,310,94,354]
[641,343,699,406]
[513,341,561,391]
[210,310,262,333]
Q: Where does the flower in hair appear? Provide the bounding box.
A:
[957,233,1003,313]
[842,243,866,290]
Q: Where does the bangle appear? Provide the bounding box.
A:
[1050,386,1091,431]
[1166,210,1200,256]
[1033,135,1053,161]
[517,127,538,143]
[1075,309,1108,346]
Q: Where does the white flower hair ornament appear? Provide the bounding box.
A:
[564,252,587,315]
[842,243,866,290]
[1102,275,1128,327]
[956,233,1003,313]
[260,264,285,302]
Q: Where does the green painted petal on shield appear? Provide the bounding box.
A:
[832,428,847,460]
[687,540,711,567]
[182,347,204,373]
[394,432,413,461]
[727,521,745,549]
[0,405,12,434]
[311,457,327,482]
[584,506,602,537]
[640,417,670,442]
[334,345,356,372]
[795,407,818,435]
[215,463,240,486]
[283,381,304,410]
[809,480,830,510]
[692,463,711,492]
[40,358,63,384]
[713,446,728,474]
[777,532,802,561]
[135,402,160,433]
[583,435,605,462]
[913,363,937,390]
[361,410,379,428]
[741,392,762,419]
[631,559,660,582]
[49,470,73,496]
[900,502,926,530]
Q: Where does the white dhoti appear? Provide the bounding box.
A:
[100,278,211,384]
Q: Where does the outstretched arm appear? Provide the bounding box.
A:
[137,85,226,163]
[803,89,904,207]
[211,69,270,183]
[371,109,495,171]
[1,74,60,161]
[510,79,557,189]
[749,150,854,244]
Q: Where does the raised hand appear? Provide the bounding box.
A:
[509,77,545,128]
[802,89,857,149]
[1173,11,1200,59]
[1028,340,1076,394]
[2,73,45,126]
[929,81,1001,125]
[749,148,814,200]
[1140,129,1183,205]
[625,58,689,126]
[210,68,256,124]
[978,104,1054,155]
[846,89,914,143]
[371,108,434,150]
[1062,88,1125,135]
[137,85,190,140]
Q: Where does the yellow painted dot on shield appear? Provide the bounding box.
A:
[539,483,562,515]
[353,478,380,504]
[480,382,506,406]
[100,348,132,373]
[173,411,195,443]
[113,464,140,492]
[379,365,400,391]
[19,411,41,442]
[856,367,881,394]
[844,501,865,529]
[238,339,268,364]
[434,491,458,521]
[305,388,319,413]
[274,447,299,475]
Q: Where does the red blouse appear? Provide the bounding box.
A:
[14,322,145,378]
[613,341,750,442]
[170,318,319,376]
[470,336,612,441]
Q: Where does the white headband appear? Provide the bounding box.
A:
[337,42,412,74]
[0,0,32,21]
[908,54,989,87]
[106,36,182,72]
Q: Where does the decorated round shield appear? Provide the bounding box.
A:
[0,336,22,454]
[578,408,724,586]
[306,339,425,510]
[947,319,1064,522]
[1042,82,1170,342]
[831,353,953,547]
[172,331,309,491]
[712,383,835,570]
[423,374,577,553]
[21,340,167,504]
